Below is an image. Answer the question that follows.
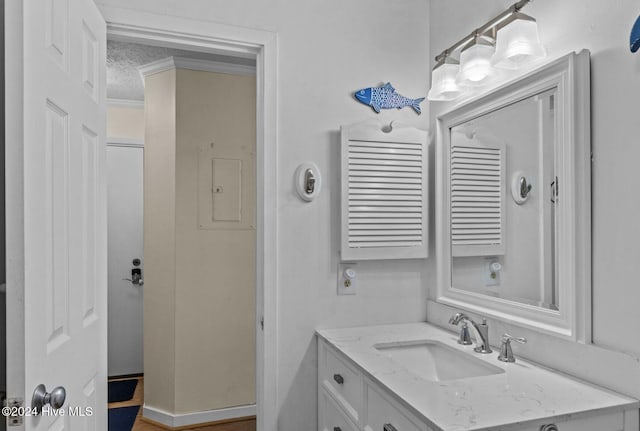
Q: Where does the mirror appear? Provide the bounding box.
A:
[436,51,591,339]
[450,88,558,310]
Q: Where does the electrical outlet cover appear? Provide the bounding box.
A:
[484,259,501,287]
[338,262,357,295]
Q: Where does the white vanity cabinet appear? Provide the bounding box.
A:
[364,383,430,431]
[319,389,360,431]
[318,339,432,431]
[317,324,640,431]
[512,411,630,431]
[318,338,364,426]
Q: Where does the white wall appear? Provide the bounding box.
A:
[97,0,431,429]
[428,0,640,399]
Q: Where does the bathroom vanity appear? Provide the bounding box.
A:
[317,323,639,431]
[320,49,640,431]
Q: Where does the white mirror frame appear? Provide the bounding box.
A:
[435,50,591,341]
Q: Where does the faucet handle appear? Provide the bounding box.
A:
[502,333,527,344]
[457,323,473,345]
[498,333,527,363]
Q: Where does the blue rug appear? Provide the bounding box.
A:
[108,405,139,431]
[108,379,138,403]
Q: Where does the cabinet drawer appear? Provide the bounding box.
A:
[364,384,428,431]
[511,411,623,431]
[319,389,360,431]
[319,340,364,424]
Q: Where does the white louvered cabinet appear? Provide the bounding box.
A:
[340,121,429,261]
[450,140,505,257]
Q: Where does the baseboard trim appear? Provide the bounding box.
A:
[142,403,256,429]
[140,415,255,431]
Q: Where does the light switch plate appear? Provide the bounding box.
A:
[338,262,357,295]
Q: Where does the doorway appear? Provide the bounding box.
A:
[106,139,144,378]
[5,4,277,431]
[105,37,260,430]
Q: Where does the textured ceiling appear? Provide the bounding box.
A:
[107,40,256,101]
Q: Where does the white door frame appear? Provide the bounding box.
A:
[103,7,278,431]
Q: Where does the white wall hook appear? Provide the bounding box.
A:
[294,162,321,202]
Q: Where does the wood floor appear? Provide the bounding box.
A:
[108,377,256,431]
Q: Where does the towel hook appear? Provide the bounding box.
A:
[519,176,532,199]
[511,172,532,204]
[294,162,322,202]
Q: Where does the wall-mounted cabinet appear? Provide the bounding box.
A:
[340,121,429,261]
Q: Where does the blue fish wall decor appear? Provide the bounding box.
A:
[354,82,425,115]
[631,15,640,52]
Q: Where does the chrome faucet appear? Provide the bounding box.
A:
[449,312,492,354]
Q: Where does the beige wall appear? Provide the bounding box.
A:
[143,67,256,415]
[107,105,145,140]
[143,69,177,412]
[174,69,256,412]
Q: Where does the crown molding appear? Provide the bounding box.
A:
[138,56,256,81]
[107,137,144,148]
[107,98,145,108]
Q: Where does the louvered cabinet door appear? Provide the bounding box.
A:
[340,121,429,261]
[450,141,505,257]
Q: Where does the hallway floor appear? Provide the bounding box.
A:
[108,377,256,431]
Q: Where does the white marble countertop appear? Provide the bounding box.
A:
[317,322,639,431]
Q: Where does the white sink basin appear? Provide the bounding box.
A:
[374,340,504,382]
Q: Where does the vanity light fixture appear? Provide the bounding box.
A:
[492,12,546,69]
[426,53,462,101]
[456,33,496,87]
[427,0,545,101]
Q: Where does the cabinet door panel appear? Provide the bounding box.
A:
[504,411,623,431]
[320,341,364,424]
[364,384,427,431]
[319,389,360,431]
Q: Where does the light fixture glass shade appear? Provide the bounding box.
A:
[492,15,546,69]
[427,58,462,101]
[456,38,496,87]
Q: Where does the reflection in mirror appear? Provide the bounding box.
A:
[450,89,559,311]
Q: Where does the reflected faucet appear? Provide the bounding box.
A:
[449,312,492,354]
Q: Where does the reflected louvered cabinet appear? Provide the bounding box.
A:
[340,121,429,261]
[450,140,505,257]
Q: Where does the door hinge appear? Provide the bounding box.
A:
[260,316,264,330]
[6,397,24,426]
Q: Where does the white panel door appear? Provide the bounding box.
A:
[107,144,144,376]
[6,0,107,430]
